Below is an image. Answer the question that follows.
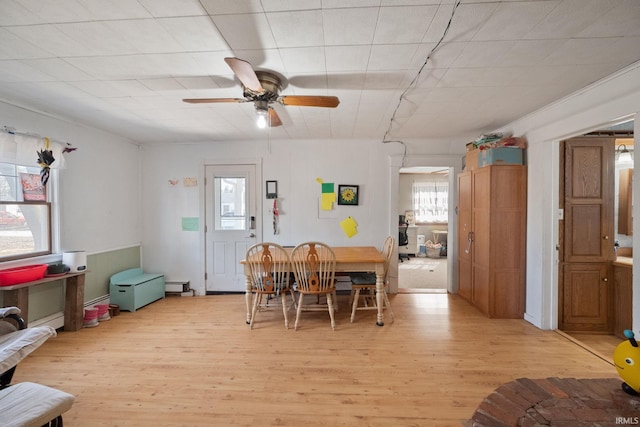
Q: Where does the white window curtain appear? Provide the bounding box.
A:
[0,132,67,169]
[412,179,448,223]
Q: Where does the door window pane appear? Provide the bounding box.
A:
[215,177,246,230]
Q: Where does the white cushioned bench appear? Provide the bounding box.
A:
[0,382,75,427]
[1,307,57,388]
[109,268,165,312]
[0,327,56,378]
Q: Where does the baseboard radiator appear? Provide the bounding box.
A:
[29,295,110,330]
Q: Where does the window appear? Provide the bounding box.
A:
[0,162,52,261]
[412,178,448,224]
[214,176,246,230]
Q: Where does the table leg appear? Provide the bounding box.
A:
[375,267,385,327]
[4,288,29,327]
[64,274,85,332]
[245,274,252,324]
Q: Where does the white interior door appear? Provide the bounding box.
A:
[205,164,259,292]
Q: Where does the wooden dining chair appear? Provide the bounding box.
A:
[348,236,395,323]
[245,242,296,329]
[290,242,337,330]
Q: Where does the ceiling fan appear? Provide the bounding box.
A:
[183,57,340,128]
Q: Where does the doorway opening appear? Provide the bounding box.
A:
[558,119,634,359]
[398,167,450,293]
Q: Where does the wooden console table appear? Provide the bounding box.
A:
[0,272,86,331]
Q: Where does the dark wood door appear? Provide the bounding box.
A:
[457,171,472,301]
[560,137,614,332]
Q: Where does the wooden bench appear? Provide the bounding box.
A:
[0,382,75,427]
[109,268,165,312]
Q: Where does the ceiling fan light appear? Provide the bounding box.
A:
[256,112,268,129]
[255,100,269,129]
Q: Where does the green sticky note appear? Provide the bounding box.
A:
[181,217,199,231]
[322,183,334,193]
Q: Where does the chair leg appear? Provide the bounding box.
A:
[350,288,361,323]
[281,291,289,329]
[294,293,304,330]
[249,293,262,329]
[383,291,395,323]
[326,292,336,331]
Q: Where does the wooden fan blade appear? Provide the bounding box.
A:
[279,95,339,108]
[268,108,282,127]
[224,57,264,93]
[183,98,245,104]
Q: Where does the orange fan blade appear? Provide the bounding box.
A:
[279,95,339,108]
[183,98,245,104]
[224,57,264,93]
[268,108,282,127]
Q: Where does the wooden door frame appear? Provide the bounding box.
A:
[558,140,566,330]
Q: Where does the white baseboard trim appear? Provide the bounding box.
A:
[29,312,64,330]
[84,295,110,308]
[29,294,110,330]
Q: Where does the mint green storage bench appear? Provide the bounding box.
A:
[109,268,165,312]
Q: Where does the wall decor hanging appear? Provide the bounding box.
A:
[36,137,55,186]
[338,185,359,205]
[317,178,336,211]
[266,180,278,199]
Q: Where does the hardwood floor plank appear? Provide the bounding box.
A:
[13,294,618,426]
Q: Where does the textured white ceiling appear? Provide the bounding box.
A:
[0,0,638,144]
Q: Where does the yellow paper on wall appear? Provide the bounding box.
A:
[321,193,335,210]
[340,216,358,238]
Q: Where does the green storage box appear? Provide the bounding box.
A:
[478,147,523,167]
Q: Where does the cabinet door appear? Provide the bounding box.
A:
[562,262,611,332]
[561,137,614,332]
[614,265,633,339]
[471,168,491,314]
[457,172,472,300]
[490,166,527,318]
[563,138,614,263]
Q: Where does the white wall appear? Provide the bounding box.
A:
[0,102,141,258]
[139,139,403,294]
[497,60,640,331]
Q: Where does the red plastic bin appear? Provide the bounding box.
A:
[0,264,48,286]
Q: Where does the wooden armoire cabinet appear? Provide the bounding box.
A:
[457,164,527,318]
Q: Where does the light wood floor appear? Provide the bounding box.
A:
[563,331,622,362]
[14,293,619,427]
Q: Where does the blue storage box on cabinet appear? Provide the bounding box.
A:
[478,147,523,167]
[109,268,165,312]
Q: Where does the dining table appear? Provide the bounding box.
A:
[240,245,387,326]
